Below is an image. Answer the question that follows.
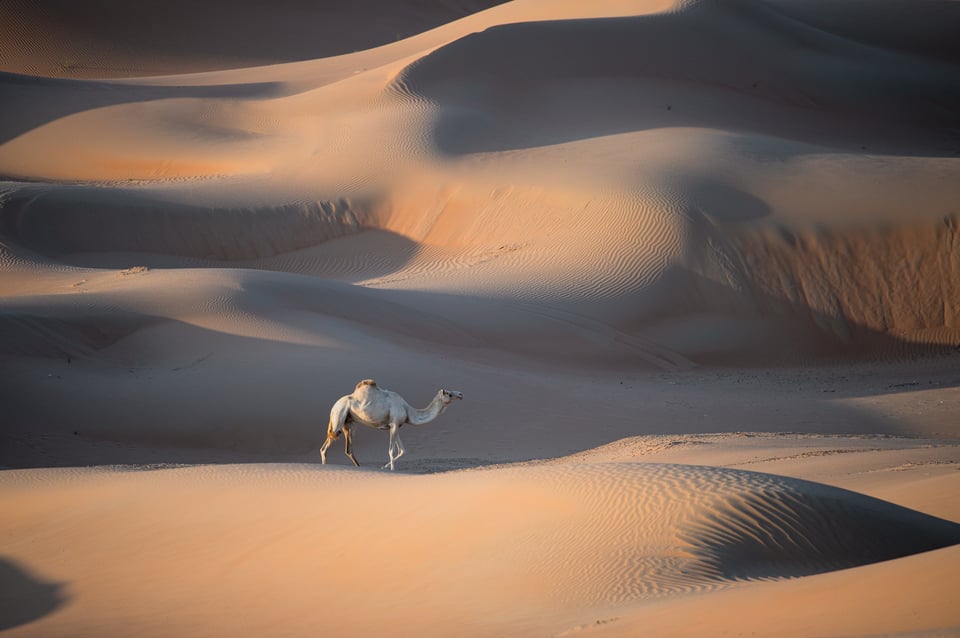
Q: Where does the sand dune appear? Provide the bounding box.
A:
[2,0,960,636]
[1,461,957,637]
[396,2,960,155]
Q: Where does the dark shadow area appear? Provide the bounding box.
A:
[682,468,960,581]
[395,4,960,157]
[0,308,159,360]
[376,282,960,371]
[0,558,67,631]
[769,0,960,63]
[682,178,771,224]
[0,72,284,145]
[0,183,369,261]
[0,261,475,361]
[633,263,960,369]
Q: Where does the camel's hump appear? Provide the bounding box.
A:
[355,379,378,391]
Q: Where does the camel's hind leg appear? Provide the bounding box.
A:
[344,425,360,467]
[323,395,349,465]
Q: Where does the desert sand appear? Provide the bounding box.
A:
[1,0,959,636]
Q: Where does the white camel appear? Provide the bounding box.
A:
[320,379,463,470]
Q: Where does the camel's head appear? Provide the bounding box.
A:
[440,389,464,404]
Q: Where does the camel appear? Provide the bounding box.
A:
[320,379,463,470]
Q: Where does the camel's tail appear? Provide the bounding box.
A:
[327,418,341,440]
[327,395,349,440]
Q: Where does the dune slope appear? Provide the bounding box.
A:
[1,462,957,637]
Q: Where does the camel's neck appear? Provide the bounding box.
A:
[408,392,448,425]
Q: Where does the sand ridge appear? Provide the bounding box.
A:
[0,0,512,79]
[1,460,957,637]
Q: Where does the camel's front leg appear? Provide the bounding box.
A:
[320,434,334,464]
[344,425,360,467]
[383,423,404,471]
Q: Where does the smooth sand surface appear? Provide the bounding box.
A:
[2,0,959,636]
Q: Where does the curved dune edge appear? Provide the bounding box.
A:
[0,0,511,79]
[0,462,957,637]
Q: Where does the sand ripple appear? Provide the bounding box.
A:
[3,462,955,617]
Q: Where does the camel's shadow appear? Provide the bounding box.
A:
[0,558,67,631]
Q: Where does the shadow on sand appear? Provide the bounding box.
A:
[0,558,67,631]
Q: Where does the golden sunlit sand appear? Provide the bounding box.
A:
[1,0,959,636]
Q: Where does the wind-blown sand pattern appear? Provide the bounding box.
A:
[2,0,959,636]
